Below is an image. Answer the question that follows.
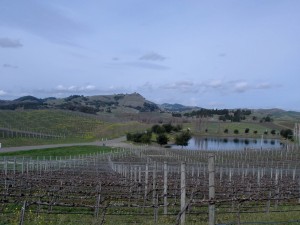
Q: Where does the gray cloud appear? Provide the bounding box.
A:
[139,52,166,61]
[0,1,89,45]
[218,53,226,57]
[0,38,23,48]
[124,62,169,70]
[3,64,18,69]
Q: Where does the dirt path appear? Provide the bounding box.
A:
[0,136,128,153]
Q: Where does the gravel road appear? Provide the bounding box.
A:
[0,136,129,153]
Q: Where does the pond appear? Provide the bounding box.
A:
[171,136,284,151]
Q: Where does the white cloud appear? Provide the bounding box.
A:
[161,81,200,93]
[207,79,223,88]
[55,85,96,92]
[0,90,7,96]
[255,82,272,89]
[233,81,249,93]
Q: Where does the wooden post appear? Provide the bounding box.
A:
[275,169,279,208]
[95,194,101,218]
[152,162,157,205]
[208,154,215,225]
[164,161,168,215]
[143,164,149,214]
[19,201,26,225]
[180,162,186,225]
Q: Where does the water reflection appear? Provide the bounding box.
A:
[172,136,282,151]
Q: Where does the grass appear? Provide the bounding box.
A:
[0,145,113,158]
[2,203,300,225]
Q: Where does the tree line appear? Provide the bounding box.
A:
[126,123,192,146]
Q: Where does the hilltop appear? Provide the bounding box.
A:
[0,93,160,114]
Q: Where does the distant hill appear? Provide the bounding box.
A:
[253,108,300,121]
[160,103,201,112]
[1,94,299,122]
[0,93,160,114]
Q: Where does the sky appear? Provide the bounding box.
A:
[1,0,300,111]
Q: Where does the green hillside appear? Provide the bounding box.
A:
[0,109,151,147]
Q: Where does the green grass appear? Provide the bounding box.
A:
[0,145,113,158]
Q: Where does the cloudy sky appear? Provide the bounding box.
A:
[1,0,300,110]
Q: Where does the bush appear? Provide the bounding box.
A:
[234,129,239,134]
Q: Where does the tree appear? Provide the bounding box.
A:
[224,128,228,134]
[162,123,173,133]
[234,129,239,134]
[280,129,293,140]
[173,124,183,132]
[151,124,165,134]
[175,130,192,147]
[245,128,250,134]
[126,131,152,144]
[156,133,169,146]
[253,130,258,134]
[271,129,276,135]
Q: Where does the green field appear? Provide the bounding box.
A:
[0,145,113,158]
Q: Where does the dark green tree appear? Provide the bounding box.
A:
[162,123,173,133]
[175,130,192,147]
[151,124,165,134]
[156,133,169,146]
[280,129,293,140]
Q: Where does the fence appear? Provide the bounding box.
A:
[1,146,300,224]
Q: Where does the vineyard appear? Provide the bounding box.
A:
[1,143,300,224]
[0,110,151,147]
